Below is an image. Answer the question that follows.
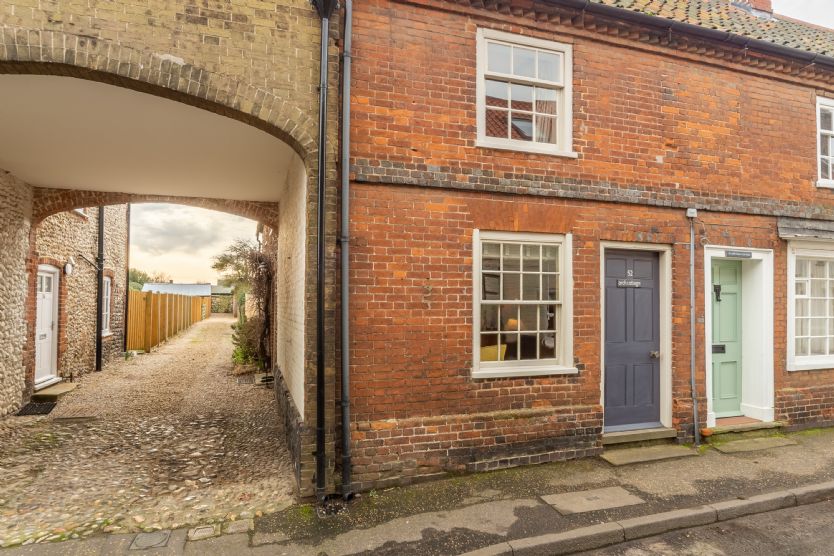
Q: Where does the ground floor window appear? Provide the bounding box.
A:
[789,242,834,370]
[472,230,574,378]
[102,276,112,335]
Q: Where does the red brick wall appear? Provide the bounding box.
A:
[345,0,834,489]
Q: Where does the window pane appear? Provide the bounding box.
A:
[812,298,827,317]
[822,158,831,180]
[522,244,540,271]
[822,108,833,132]
[481,304,499,332]
[542,245,559,272]
[500,305,519,331]
[797,317,809,336]
[538,51,561,81]
[540,333,556,359]
[503,244,520,271]
[482,242,500,271]
[510,112,533,141]
[542,273,559,301]
[797,298,809,317]
[812,260,827,278]
[797,337,810,356]
[510,83,533,111]
[519,333,538,360]
[536,88,558,115]
[812,318,827,336]
[44,276,52,293]
[485,79,508,108]
[480,334,501,361]
[502,273,521,300]
[522,273,540,300]
[796,259,810,278]
[482,273,500,300]
[501,333,520,360]
[812,337,827,355]
[487,42,511,74]
[796,281,807,296]
[486,109,509,138]
[543,305,558,331]
[822,136,831,156]
[513,46,535,77]
[520,304,538,330]
[812,279,827,297]
[536,115,558,144]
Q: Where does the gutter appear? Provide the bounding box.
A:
[548,0,834,73]
[95,206,105,372]
[339,0,354,499]
[313,0,338,504]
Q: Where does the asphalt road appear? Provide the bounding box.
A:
[582,499,834,556]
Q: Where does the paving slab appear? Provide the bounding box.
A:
[600,444,697,466]
[130,530,172,550]
[713,436,797,453]
[541,486,644,515]
[183,533,250,555]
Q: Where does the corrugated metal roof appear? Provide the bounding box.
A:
[588,0,834,57]
[141,283,212,296]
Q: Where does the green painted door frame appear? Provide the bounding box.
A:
[712,260,743,417]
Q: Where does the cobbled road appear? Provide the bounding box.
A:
[0,315,295,547]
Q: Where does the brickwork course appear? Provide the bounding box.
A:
[344,0,834,490]
[0,0,340,498]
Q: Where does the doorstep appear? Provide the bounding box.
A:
[31,382,77,403]
[602,427,678,446]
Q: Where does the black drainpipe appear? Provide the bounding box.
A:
[313,0,337,503]
[339,0,353,499]
[95,206,105,372]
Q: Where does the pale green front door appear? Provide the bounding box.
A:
[712,260,743,417]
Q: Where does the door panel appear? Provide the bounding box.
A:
[712,260,743,417]
[604,250,661,429]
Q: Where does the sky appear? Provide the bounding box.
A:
[130,204,258,284]
[772,0,834,29]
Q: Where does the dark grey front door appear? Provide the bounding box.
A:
[604,250,661,430]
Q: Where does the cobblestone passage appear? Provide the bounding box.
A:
[0,315,295,547]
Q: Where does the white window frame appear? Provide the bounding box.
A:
[818,96,834,189]
[475,28,576,158]
[102,276,112,336]
[472,229,576,379]
[787,241,834,371]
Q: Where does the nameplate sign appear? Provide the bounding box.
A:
[617,279,642,288]
[725,250,753,259]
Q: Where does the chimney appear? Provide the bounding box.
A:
[748,0,772,12]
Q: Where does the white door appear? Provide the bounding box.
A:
[35,266,59,387]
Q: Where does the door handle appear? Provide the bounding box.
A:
[649,351,660,359]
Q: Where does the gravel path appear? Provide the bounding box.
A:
[0,315,295,547]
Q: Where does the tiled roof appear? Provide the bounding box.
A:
[587,0,834,57]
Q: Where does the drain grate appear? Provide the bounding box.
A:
[16,402,57,416]
[237,375,256,384]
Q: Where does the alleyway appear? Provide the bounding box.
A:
[0,315,295,547]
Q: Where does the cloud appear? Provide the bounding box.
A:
[130,203,257,282]
[772,0,834,30]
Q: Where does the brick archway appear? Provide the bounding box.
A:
[32,188,280,229]
[0,27,318,163]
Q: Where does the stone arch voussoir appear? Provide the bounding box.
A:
[0,26,318,164]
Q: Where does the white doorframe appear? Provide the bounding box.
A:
[600,242,673,430]
[35,264,61,390]
[704,246,774,427]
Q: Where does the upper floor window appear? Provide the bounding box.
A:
[472,230,576,378]
[819,97,834,188]
[476,29,575,157]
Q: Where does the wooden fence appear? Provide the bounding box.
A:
[126,291,212,352]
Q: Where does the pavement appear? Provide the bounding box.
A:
[4,422,834,554]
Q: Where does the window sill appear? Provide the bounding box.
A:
[472,365,578,379]
[101,332,114,339]
[817,179,834,189]
[788,359,834,372]
[476,138,579,158]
